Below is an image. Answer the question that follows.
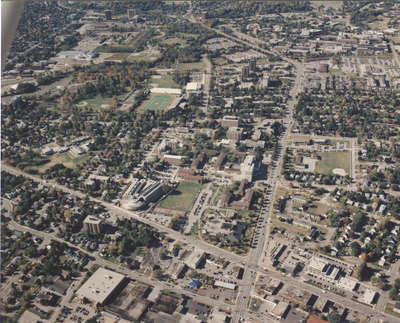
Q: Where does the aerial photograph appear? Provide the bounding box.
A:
[1,1,400,322]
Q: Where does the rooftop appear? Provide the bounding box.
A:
[76,268,125,305]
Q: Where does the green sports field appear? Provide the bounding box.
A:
[140,95,172,112]
[315,151,351,176]
[159,182,202,212]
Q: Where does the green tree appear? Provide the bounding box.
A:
[327,311,341,323]
[357,262,371,281]
[350,241,361,257]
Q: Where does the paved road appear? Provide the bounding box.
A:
[233,52,304,323]
[2,164,245,266]
[202,54,212,113]
[6,220,232,313]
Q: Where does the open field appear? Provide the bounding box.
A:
[162,37,187,46]
[139,94,174,112]
[176,61,206,71]
[126,48,160,63]
[104,53,130,61]
[307,202,331,216]
[271,219,310,236]
[75,94,124,111]
[151,74,181,89]
[159,182,202,212]
[30,152,91,173]
[315,151,351,176]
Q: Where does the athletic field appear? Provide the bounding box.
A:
[140,95,172,112]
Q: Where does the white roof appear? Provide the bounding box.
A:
[83,215,101,225]
[150,87,182,95]
[214,280,236,290]
[186,82,201,91]
[76,268,125,304]
[338,277,357,291]
[360,289,377,304]
[185,249,205,269]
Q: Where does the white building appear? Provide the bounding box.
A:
[76,268,126,306]
[214,281,236,290]
[186,82,202,92]
[240,155,259,181]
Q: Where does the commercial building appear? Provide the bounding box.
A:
[214,281,237,290]
[360,289,377,305]
[76,268,126,307]
[185,249,205,269]
[83,216,102,234]
[271,301,289,320]
[307,256,342,282]
[186,82,202,92]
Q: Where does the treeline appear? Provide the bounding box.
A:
[203,0,311,19]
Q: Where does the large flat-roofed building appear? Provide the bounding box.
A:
[221,116,240,128]
[83,215,102,234]
[186,82,202,92]
[58,50,99,61]
[76,268,126,307]
[185,249,205,269]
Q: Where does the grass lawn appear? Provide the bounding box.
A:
[271,219,310,236]
[315,151,351,176]
[105,53,130,61]
[385,303,400,319]
[127,49,161,63]
[75,94,124,111]
[162,37,187,46]
[310,1,343,9]
[33,152,91,172]
[151,74,181,89]
[140,94,173,112]
[308,202,331,216]
[159,182,202,212]
[176,61,206,71]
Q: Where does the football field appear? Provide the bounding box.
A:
[140,95,172,112]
